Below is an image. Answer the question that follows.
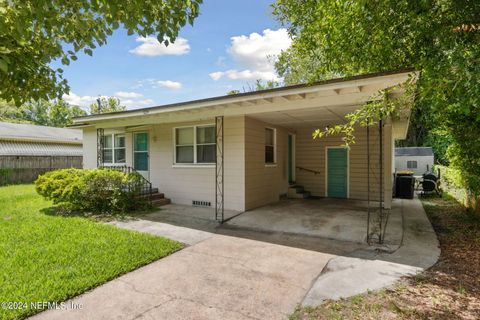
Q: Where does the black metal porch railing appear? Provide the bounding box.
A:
[99,165,153,204]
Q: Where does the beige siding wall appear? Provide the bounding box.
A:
[148,116,245,212]
[82,127,97,168]
[295,125,392,202]
[244,116,289,210]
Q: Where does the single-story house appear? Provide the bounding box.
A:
[0,121,83,185]
[395,147,434,176]
[72,70,416,218]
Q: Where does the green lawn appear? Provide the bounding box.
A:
[0,184,182,320]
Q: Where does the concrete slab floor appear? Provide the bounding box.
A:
[224,198,403,247]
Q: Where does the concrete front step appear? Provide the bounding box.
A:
[287,185,311,199]
[152,198,171,207]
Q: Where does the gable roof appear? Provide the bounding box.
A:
[0,121,82,144]
[395,147,433,157]
[72,68,416,126]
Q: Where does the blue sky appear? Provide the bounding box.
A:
[60,0,291,110]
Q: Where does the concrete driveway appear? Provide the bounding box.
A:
[33,234,332,320]
[33,197,439,320]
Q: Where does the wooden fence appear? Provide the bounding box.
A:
[0,156,83,186]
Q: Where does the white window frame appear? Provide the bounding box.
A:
[265,127,277,166]
[102,133,126,165]
[173,124,216,166]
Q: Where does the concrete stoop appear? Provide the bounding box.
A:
[287,185,311,199]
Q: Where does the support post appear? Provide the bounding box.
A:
[96,128,104,168]
[215,116,224,222]
[366,119,371,243]
[379,119,384,244]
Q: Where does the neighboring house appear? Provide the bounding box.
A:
[73,70,416,217]
[0,122,83,185]
[395,147,434,176]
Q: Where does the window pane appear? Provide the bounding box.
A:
[407,161,417,169]
[176,127,194,145]
[115,149,126,163]
[265,128,274,145]
[197,145,215,163]
[115,134,125,148]
[265,146,274,163]
[103,149,113,163]
[176,146,194,163]
[134,133,148,151]
[197,126,215,144]
[134,152,148,171]
[103,135,112,148]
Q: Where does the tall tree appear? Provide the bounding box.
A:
[273,0,480,200]
[21,99,87,127]
[0,0,202,105]
[89,97,126,114]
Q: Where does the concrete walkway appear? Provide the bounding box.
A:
[33,197,440,319]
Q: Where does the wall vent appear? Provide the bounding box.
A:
[192,200,212,207]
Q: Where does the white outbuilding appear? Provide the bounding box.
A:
[395,147,434,176]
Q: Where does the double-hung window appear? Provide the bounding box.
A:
[175,125,215,164]
[265,128,276,164]
[102,134,126,164]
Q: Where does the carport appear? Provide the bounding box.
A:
[141,197,404,249]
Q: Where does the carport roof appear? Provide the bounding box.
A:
[72,68,417,127]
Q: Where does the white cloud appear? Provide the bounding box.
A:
[157,80,182,90]
[63,92,154,109]
[114,91,143,98]
[208,72,224,81]
[63,92,101,107]
[122,98,155,108]
[210,28,291,81]
[129,36,190,56]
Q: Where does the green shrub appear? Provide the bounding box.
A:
[35,168,147,214]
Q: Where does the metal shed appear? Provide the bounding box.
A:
[0,121,83,185]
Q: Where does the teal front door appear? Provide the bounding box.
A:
[327,148,348,198]
[133,132,149,180]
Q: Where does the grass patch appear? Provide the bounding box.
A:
[290,193,480,319]
[0,184,183,320]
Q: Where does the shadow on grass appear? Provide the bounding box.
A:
[40,204,160,222]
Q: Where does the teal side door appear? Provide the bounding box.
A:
[327,148,348,198]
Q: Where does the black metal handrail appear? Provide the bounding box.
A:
[296,166,321,175]
[99,165,153,204]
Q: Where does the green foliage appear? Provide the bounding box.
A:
[312,84,414,144]
[0,184,182,320]
[35,168,146,214]
[423,130,453,165]
[436,165,464,191]
[227,79,281,95]
[22,99,87,127]
[273,0,480,199]
[89,96,126,114]
[0,0,202,105]
[0,99,86,127]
